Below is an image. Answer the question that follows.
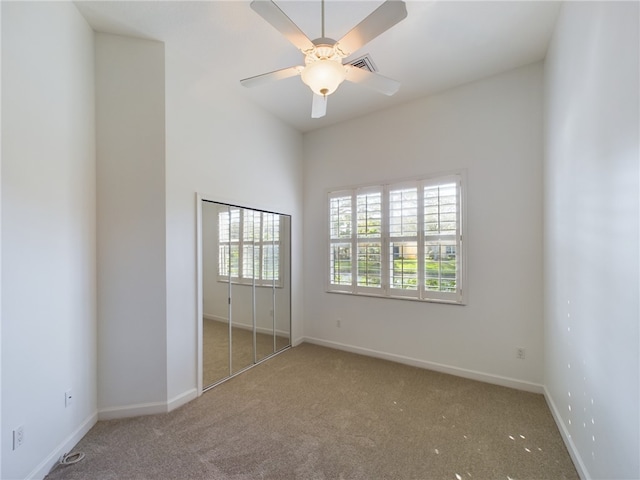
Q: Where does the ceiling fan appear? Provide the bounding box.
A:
[240,0,408,119]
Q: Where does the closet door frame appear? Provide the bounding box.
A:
[196,193,292,395]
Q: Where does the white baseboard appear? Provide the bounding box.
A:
[203,313,224,322]
[30,411,98,480]
[203,314,289,337]
[167,388,198,412]
[98,401,167,420]
[544,387,589,480]
[302,336,544,394]
[98,388,198,421]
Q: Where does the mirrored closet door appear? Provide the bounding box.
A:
[200,199,291,390]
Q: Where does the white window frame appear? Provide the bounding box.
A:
[326,171,467,305]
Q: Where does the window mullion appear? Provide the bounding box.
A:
[251,213,257,287]
[456,178,463,300]
[417,181,425,300]
[278,215,284,288]
[238,211,244,282]
[257,212,263,285]
[381,185,389,295]
[351,191,357,292]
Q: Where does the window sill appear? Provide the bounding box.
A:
[325,288,466,305]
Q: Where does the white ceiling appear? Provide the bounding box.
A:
[75,0,561,133]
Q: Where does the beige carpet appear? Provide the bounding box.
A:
[46,344,578,480]
[203,318,290,387]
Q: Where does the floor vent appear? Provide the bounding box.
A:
[347,54,378,72]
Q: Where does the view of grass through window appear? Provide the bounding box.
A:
[328,175,463,303]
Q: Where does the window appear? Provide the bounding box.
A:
[328,173,465,304]
[219,208,281,286]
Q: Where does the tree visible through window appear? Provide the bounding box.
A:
[328,173,465,304]
[357,191,382,287]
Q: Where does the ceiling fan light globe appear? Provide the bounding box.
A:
[301,59,346,96]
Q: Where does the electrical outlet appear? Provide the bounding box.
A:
[336,318,342,328]
[13,426,24,450]
[65,389,73,408]
[516,347,526,360]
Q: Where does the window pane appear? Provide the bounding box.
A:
[242,210,258,242]
[330,243,352,285]
[242,244,261,279]
[424,183,457,235]
[262,245,279,281]
[389,188,417,237]
[330,196,352,239]
[357,243,382,287]
[357,192,382,238]
[222,244,239,278]
[425,242,457,292]
[229,209,241,241]
[262,212,279,242]
[219,244,229,276]
[218,209,240,278]
[390,241,418,290]
[327,175,463,303]
[219,211,229,242]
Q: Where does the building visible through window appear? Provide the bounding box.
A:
[328,173,465,304]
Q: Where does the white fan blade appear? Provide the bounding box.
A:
[250,0,315,52]
[335,0,407,56]
[345,66,400,96]
[240,66,302,88]
[311,94,327,118]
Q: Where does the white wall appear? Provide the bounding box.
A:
[164,48,304,402]
[303,62,545,390]
[7,2,638,478]
[2,17,304,474]
[1,3,97,478]
[95,33,168,417]
[544,2,639,479]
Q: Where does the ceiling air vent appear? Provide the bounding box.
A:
[347,54,378,73]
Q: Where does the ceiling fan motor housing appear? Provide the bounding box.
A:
[301,39,346,96]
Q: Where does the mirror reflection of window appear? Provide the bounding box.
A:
[201,199,291,391]
[218,209,282,286]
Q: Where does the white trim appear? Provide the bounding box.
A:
[303,337,544,394]
[543,387,589,480]
[97,388,198,421]
[197,193,293,396]
[98,401,167,420]
[196,193,204,396]
[203,315,289,338]
[326,170,467,305]
[30,412,97,480]
[167,388,198,412]
[0,4,4,473]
